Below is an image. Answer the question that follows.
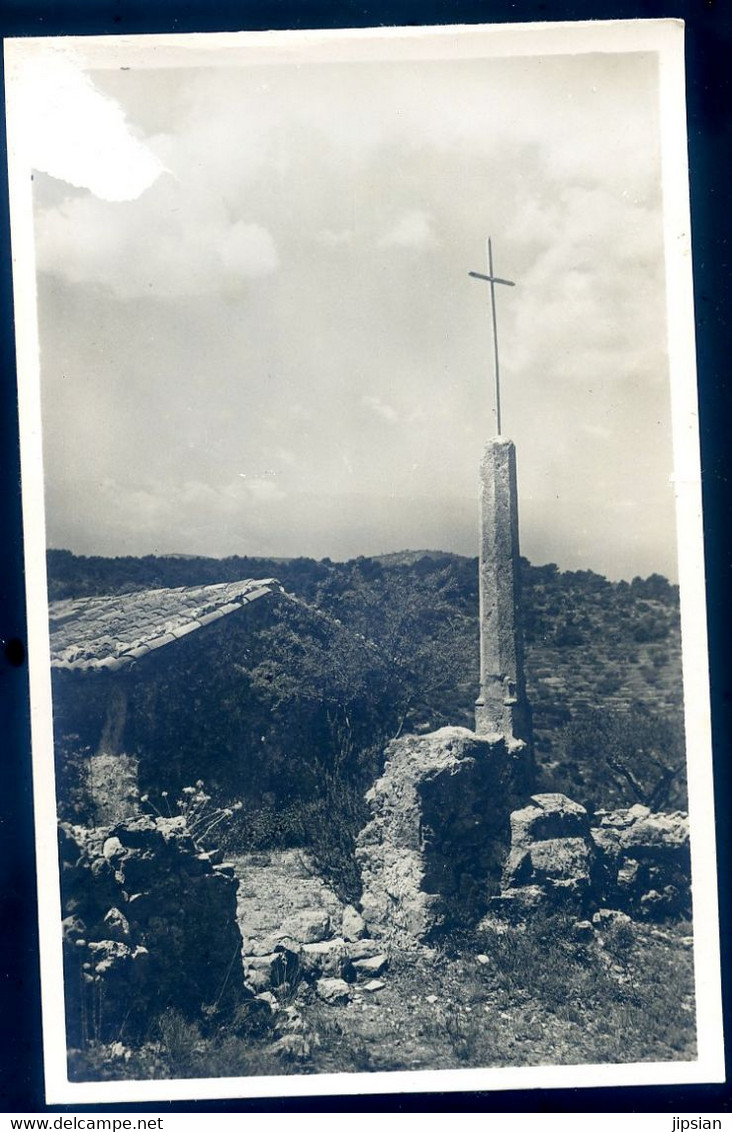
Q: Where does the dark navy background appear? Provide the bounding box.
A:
[1,0,730,1113]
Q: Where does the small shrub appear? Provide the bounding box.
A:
[140,782,243,851]
[270,950,304,1005]
[442,1009,485,1064]
[604,919,635,960]
[157,1008,202,1075]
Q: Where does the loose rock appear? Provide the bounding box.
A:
[316,977,351,1003]
[342,904,367,941]
[572,920,595,941]
[352,953,388,977]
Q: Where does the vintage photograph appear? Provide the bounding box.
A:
[5,20,723,1103]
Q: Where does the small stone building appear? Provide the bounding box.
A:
[49,577,281,822]
[50,578,283,1051]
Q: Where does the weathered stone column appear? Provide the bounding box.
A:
[475,437,532,747]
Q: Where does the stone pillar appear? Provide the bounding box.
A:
[475,437,532,747]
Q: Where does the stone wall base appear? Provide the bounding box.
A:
[489,794,691,920]
[355,726,530,944]
[59,815,247,1047]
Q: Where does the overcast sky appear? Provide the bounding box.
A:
[25,33,679,580]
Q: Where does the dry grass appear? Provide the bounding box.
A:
[68,914,696,1082]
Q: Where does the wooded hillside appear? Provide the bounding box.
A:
[48,548,686,880]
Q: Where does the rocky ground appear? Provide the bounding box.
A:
[298,917,696,1074]
[69,902,696,1083]
[66,795,698,1084]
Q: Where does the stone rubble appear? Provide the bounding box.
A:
[59,815,250,1044]
[58,764,691,1050]
[232,849,389,1003]
[486,793,690,920]
[493,793,597,912]
[316,977,352,1003]
[591,804,691,917]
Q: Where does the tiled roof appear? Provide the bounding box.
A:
[49,578,281,672]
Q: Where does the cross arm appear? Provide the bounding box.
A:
[468,271,516,287]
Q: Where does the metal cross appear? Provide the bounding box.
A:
[469,237,515,436]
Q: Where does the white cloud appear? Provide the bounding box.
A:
[274,447,297,466]
[35,173,279,298]
[11,48,163,201]
[218,221,279,277]
[245,479,286,503]
[362,395,399,423]
[316,228,354,246]
[379,210,437,250]
[506,179,666,394]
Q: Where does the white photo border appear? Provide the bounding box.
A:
[4,17,723,1105]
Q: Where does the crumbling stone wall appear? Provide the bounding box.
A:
[591,804,691,918]
[59,815,248,1046]
[489,794,690,920]
[495,793,598,913]
[355,726,531,943]
[233,850,389,1003]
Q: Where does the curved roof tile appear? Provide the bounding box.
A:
[49,578,281,672]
